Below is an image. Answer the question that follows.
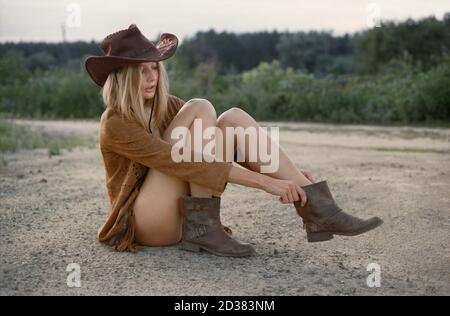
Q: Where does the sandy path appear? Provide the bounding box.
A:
[1,119,449,295]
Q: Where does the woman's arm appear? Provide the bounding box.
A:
[227,164,307,206]
[101,111,232,193]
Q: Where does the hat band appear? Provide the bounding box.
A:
[117,46,156,59]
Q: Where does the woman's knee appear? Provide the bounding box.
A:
[217,107,247,128]
[185,98,217,121]
[163,98,217,141]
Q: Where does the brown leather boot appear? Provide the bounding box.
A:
[294,180,383,242]
[178,196,256,257]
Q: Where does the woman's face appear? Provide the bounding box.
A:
[140,62,159,100]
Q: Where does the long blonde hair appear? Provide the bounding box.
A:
[102,61,170,134]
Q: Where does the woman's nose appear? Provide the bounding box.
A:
[147,72,157,81]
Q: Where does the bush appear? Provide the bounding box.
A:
[198,59,450,124]
[0,119,97,155]
[1,54,449,125]
[0,68,104,118]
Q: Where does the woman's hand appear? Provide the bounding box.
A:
[226,165,308,206]
[261,177,307,206]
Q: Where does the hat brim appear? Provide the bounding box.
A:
[85,33,178,87]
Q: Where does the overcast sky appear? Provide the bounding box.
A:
[1,0,449,43]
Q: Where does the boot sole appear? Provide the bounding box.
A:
[180,241,255,257]
[307,231,334,242]
[307,218,384,243]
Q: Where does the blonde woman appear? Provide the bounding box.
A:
[85,24,382,257]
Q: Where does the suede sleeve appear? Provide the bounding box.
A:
[101,102,232,193]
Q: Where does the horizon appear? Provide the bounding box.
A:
[1,0,449,44]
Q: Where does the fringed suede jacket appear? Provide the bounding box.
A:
[98,95,232,251]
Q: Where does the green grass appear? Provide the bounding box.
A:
[283,140,449,155]
[0,154,7,167]
[0,119,98,160]
[277,125,449,141]
[373,147,450,154]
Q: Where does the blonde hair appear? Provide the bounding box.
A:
[102,61,170,134]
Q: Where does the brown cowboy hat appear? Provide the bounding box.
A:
[85,24,178,87]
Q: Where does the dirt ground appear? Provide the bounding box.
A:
[1,119,449,296]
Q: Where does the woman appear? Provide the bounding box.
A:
[85,24,382,257]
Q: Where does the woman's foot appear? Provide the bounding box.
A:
[179,196,256,257]
[294,180,383,242]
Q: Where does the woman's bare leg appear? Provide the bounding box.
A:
[133,168,188,246]
[162,98,222,198]
[134,99,223,246]
[217,107,312,187]
[133,100,310,246]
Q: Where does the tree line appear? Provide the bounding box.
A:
[0,13,449,124]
